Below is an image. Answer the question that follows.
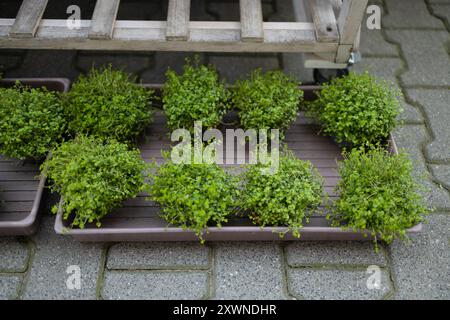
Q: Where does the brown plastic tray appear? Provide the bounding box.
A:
[0,78,70,236]
[54,85,422,241]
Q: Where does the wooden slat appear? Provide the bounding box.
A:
[166,0,190,41]
[337,0,368,44]
[0,19,337,53]
[9,0,48,38]
[310,0,339,42]
[303,52,348,69]
[335,43,352,63]
[89,0,121,39]
[331,0,343,14]
[240,0,264,42]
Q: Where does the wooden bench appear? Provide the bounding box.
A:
[0,0,368,69]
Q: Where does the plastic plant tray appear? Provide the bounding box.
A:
[0,78,70,236]
[54,85,422,241]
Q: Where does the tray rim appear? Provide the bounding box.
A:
[0,77,70,236]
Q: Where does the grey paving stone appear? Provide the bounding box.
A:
[385,30,450,86]
[350,58,424,123]
[360,27,398,57]
[285,242,387,267]
[398,102,426,125]
[213,242,287,300]
[287,268,392,300]
[205,54,281,83]
[430,164,450,190]
[390,214,450,300]
[0,276,21,300]
[0,238,29,273]
[351,57,400,83]
[76,52,151,78]
[393,125,450,210]
[5,50,80,81]
[102,271,208,300]
[107,242,210,270]
[407,89,450,162]
[23,217,103,300]
[384,0,445,29]
[360,1,398,57]
[431,4,450,27]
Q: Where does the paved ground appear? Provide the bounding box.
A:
[0,0,449,300]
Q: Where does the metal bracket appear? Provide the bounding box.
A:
[348,52,361,66]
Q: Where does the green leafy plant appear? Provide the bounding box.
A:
[0,84,66,160]
[149,156,238,242]
[162,57,230,132]
[238,153,323,238]
[66,66,154,143]
[307,72,402,148]
[233,69,303,137]
[330,147,429,249]
[41,136,148,228]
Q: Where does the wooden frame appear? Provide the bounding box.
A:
[0,0,368,68]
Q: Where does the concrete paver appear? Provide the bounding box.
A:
[212,242,287,300]
[102,271,209,300]
[0,276,21,300]
[287,268,393,300]
[107,242,210,270]
[384,30,450,86]
[0,238,29,273]
[406,89,450,162]
[384,0,445,29]
[285,242,387,267]
[390,214,450,300]
[22,218,103,300]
